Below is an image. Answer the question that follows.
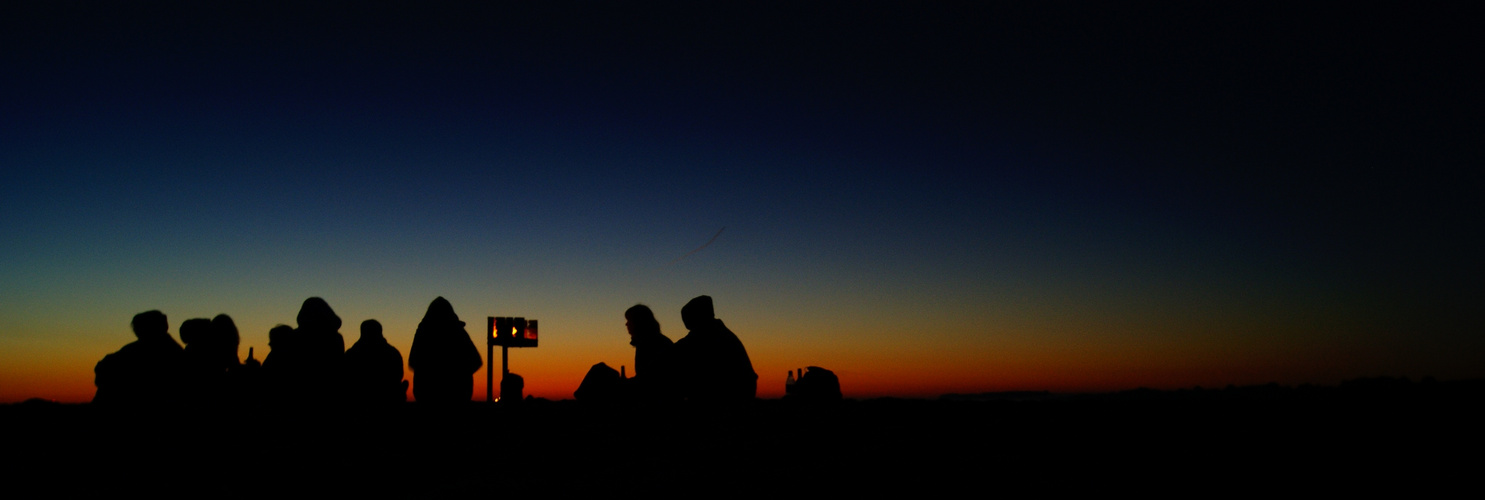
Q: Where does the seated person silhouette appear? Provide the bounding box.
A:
[345,319,408,404]
[625,304,677,400]
[673,295,757,402]
[575,304,676,403]
[93,310,185,405]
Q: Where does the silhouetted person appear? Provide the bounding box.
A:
[93,310,185,405]
[674,295,757,402]
[180,317,221,402]
[626,304,676,400]
[501,372,525,403]
[409,297,482,404]
[260,324,300,404]
[212,314,242,368]
[295,297,346,404]
[345,319,408,404]
[260,324,294,372]
[212,314,255,403]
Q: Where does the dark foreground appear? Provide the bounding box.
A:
[6,380,1480,494]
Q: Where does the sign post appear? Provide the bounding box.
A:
[487,316,539,402]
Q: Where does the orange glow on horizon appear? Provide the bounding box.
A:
[6,305,1480,403]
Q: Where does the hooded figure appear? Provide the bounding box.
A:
[296,297,346,362]
[674,295,757,402]
[292,297,345,404]
[409,297,483,404]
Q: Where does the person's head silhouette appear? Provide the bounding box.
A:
[625,304,660,338]
[681,295,714,331]
[132,310,168,340]
[296,297,342,332]
[361,319,384,341]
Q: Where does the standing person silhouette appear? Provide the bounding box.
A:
[260,324,301,405]
[409,297,483,404]
[294,297,346,404]
[179,317,220,403]
[674,295,757,402]
[345,319,408,404]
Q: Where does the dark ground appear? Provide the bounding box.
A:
[5,379,1479,494]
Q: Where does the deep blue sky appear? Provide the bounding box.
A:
[3,2,1481,400]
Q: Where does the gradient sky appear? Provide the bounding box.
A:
[3,2,1481,402]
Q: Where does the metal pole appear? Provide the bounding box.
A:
[487,343,494,402]
[500,344,510,401]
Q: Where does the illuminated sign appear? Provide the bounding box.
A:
[489,316,538,348]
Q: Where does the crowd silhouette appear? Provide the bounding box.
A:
[93,294,764,407]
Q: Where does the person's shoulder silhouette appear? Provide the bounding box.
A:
[94,310,185,405]
[409,297,483,404]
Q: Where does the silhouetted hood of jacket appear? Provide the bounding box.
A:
[294,297,346,356]
[681,295,714,332]
[410,298,475,368]
[297,297,343,333]
[418,297,463,329]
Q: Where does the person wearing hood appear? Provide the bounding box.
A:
[296,297,346,362]
[409,297,483,404]
[673,295,757,402]
[293,297,345,404]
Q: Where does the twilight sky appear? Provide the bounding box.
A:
[3,2,1480,402]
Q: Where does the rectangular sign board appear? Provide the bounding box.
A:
[489,316,538,347]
